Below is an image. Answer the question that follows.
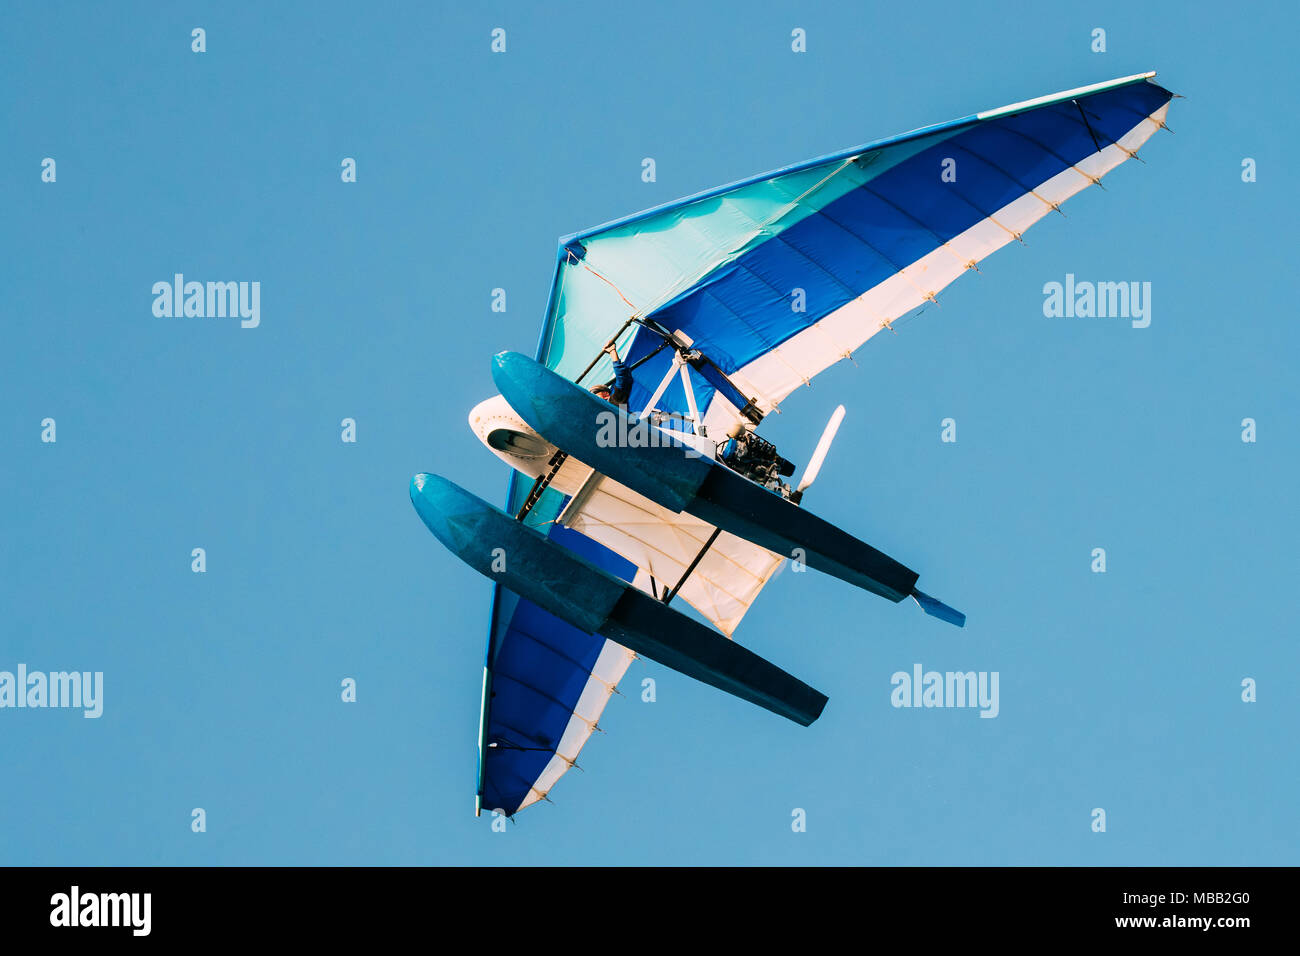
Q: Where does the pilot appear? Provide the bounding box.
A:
[590,342,632,406]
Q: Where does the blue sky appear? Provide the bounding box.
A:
[1,0,1295,865]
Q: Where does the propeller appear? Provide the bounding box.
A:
[795,405,846,495]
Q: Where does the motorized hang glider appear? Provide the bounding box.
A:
[411,72,1176,817]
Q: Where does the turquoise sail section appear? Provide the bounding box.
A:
[538,127,970,383]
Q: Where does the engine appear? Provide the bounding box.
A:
[719,427,797,498]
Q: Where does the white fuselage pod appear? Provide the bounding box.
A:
[468,394,560,481]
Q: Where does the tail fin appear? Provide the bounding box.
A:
[911,588,966,628]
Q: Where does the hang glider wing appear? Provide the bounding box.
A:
[478,485,635,817]
[543,72,1173,430]
[476,73,1175,816]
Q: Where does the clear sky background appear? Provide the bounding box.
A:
[2,1,1295,865]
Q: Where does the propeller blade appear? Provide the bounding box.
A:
[795,405,846,493]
